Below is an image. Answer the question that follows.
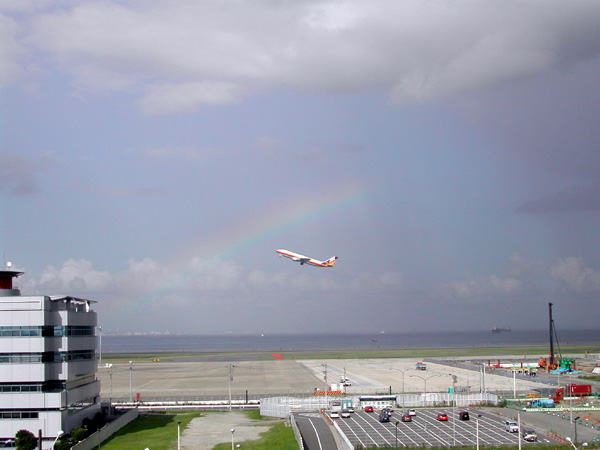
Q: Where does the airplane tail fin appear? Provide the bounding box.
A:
[324,256,338,267]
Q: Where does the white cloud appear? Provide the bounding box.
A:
[5,0,597,112]
[138,81,241,115]
[0,13,23,84]
[27,259,113,294]
[447,272,522,301]
[551,257,600,294]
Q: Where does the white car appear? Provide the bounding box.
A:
[505,420,519,432]
[408,409,417,416]
[341,409,351,418]
[330,411,340,419]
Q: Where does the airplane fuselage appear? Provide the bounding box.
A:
[275,249,338,267]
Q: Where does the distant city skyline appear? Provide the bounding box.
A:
[2,1,600,334]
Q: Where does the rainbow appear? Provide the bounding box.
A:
[120,185,369,316]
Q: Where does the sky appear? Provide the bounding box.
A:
[1,0,600,335]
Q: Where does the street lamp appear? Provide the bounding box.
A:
[98,325,102,367]
[394,420,399,449]
[573,416,580,444]
[449,374,457,446]
[322,363,329,410]
[230,428,235,450]
[226,365,236,411]
[566,437,588,450]
[177,421,181,450]
[390,368,409,407]
[51,430,63,450]
[410,374,439,407]
[476,414,482,450]
[129,361,133,403]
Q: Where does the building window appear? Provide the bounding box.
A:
[0,351,95,364]
[0,326,95,337]
[0,410,40,419]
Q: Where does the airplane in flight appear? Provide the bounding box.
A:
[275,249,338,267]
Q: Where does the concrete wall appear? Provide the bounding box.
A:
[71,408,139,450]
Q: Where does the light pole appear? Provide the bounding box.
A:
[226,364,236,411]
[129,360,133,403]
[573,416,580,444]
[51,430,63,450]
[476,414,481,450]
[449,374,457,446]
[390,368,409,407]
[518,411,522,450]
[109,364,114,400]
[230,428,235,450]
[566,437,588,450]
[394,420,399,449]
[322,363,328,410]
[177,421,181,450]
[98,325,102,367]
[410,374,439,407]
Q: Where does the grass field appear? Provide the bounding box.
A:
[100,345,600,364]
[210,420,298,450]
[100,412,202,450]
[99,410,298,450]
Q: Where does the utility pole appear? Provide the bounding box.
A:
[549,302,554,368]
[226,364,236,410]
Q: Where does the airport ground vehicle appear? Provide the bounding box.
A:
[505,420,519,432]
[566,383,592,396]
[531,398,555,408]
[364,406,374,412]
[522,428,537,441]
[437,413,448,421]
[459,411,470,421]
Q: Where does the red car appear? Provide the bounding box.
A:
[437,413,448,421]
[364,406,374,412]
[401,415,412,422]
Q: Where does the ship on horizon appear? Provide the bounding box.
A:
[492,326,511,333]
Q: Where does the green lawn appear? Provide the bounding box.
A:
[211,421,298,450]
[98,410,298,450]
[100,412,201,450]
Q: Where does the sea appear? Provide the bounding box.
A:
[99,329,600,354]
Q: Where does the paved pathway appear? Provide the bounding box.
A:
[181,411,279,450]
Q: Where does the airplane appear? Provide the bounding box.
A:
[275,249,338,267]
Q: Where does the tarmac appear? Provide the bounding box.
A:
[97,356,558,401]
[96,355,600,448]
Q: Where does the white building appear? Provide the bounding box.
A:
[0,266,101,448]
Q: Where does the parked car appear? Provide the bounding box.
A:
[401,414,412,422]
[408,409,417,416]
[522,428,537,441]
[459,411,470,421]
[437,413,448,421]
[331,410,340,419]
[379,410,390,422]
[341,409,351,418]
[347,406,355,413]
[364,406,374,412]
[505,420,519,432]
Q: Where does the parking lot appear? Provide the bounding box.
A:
[330,407,560,448]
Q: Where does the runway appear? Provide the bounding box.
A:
[97,356,556,402]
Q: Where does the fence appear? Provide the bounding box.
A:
[71,408,138,450]
[260,392,498,418]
